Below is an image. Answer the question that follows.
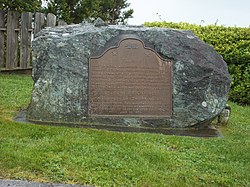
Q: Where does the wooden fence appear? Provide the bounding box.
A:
[0,10,57,71]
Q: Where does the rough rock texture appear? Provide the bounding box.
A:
[27,23,231,128]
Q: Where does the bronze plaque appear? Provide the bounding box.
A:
[88,37,172,117]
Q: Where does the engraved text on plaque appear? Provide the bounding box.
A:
[88,37,172,117]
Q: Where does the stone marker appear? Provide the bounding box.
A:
[27,21,231,128]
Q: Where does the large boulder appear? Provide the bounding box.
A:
[27,22,231,128]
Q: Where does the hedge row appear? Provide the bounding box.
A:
[145,21,250,105]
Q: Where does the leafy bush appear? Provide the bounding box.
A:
[145,21,250,105]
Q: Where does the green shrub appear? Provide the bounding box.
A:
[145,21,250,105]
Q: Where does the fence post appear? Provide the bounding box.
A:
[47,13,56,27]
[34,12,45,36]
[6,10,20,69]
[0,10,5,69]
[0,11,57,71]
[20,12,32,69]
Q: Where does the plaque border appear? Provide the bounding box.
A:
[88,36,173,118]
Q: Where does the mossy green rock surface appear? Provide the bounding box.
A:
[27,23,231,128]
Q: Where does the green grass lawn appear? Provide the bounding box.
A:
[0,74,249,187]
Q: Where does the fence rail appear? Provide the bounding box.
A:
[0,10,57,71]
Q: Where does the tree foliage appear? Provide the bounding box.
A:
[44,0,133,24]
[0,0,42,12]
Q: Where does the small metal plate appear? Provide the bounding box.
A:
[88,37,172,117]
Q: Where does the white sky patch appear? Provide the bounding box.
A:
[127,0,250,27]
